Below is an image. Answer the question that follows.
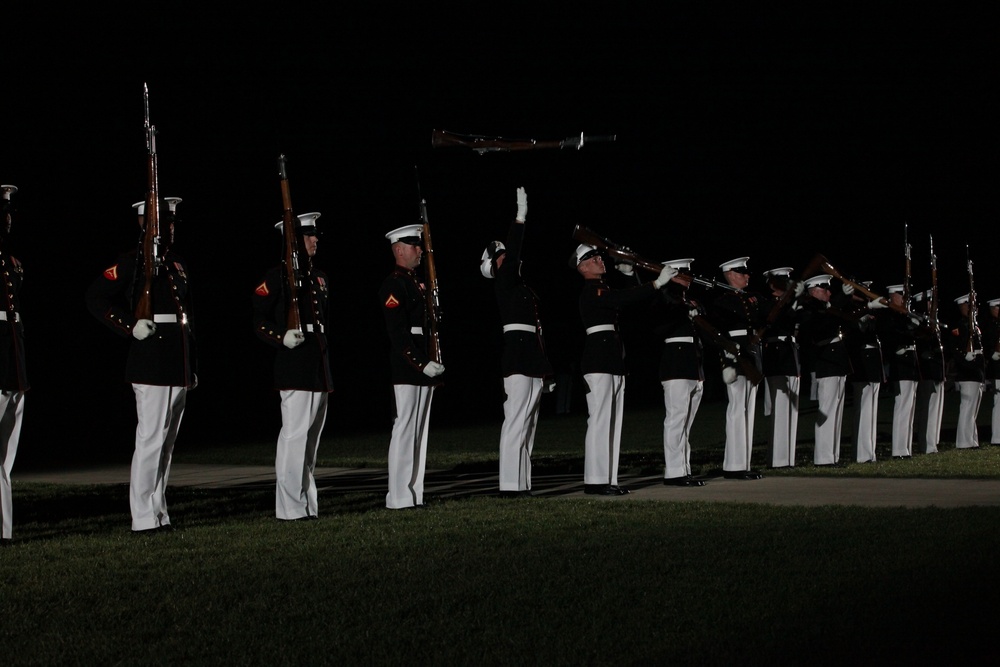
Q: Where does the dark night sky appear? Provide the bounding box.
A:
[3,9,997,466]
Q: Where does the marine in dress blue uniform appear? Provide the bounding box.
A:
[481,188,553,496]
[949,293,985,449]
[574,243,675,495]
[759,267,804,468]
[912,289,947,453]
[842,282,886,463]
[380,224,444,509]
[706,257,765,479]
[85,199,196,532]
[0,184,27,544]
[798,275,852,466]
[985,298,1000,445]
[654,259,708,487]
[877,285,922,459]
[252,213,332,520]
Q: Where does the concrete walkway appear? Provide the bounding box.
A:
[17,463,1000,508]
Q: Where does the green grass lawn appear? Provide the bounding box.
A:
[4,392,999,665]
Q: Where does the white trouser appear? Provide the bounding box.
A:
[992,380,1000,444]
[662,379,703,479]
[724,375,757,472]
[766,376,799,468]
[131,384,187,531]
[0,391,25,540]
[814,376,845,465]
[915,380,944,454]
[387,384,434,509]
[499,375,543,491]
[584,373,625,485]
[891,380,917,457]
[852,381,880,463]
[276,390,328,520]
[955,381,983,449]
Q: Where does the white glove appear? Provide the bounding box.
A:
[688,307,700,319]
[722,366,737,384]
[423,361,445,377]
[653,265,679,288]
[909,315,923,327]
[283,329,305,349]
[867,298,888,310]
[189,373,199,390]
[895,347,907,356]
[515,187,527,221]
[794,281,805,297]
[992,351,1000,361]
[132,319,156,340]
[616,262,635,277]
[965,351,976,362]
[543,380,557,394]
[842,283,855,296]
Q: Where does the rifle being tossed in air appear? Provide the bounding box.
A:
[432,129,617,155]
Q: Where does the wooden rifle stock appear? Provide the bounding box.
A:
[818,255,911,315]
[571,224,762,385]
[418,194,443,364]
[135,84,160,321]
[278,155,303,333]
[432,129,617,154]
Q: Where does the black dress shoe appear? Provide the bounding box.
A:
[892,455,912,460]
[606,485,630,495]
[663,476,706,487]
[498,490,532,498]
[584,484,629,495]
[723,470,763,480]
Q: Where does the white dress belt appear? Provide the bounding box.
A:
[818,333,843,346]
[304,323,324,333]
[864,344,879,350]
[664,336,694,344]
[503,323,537,334]
[153,314,178,323]
[728,328,750,337]
[410,326,424,335]
[765,335,792,342]
[0,311,20,322]
[586,324,616,335]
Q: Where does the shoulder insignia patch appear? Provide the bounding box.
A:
[255,282,269,297]
[104,265,119,281]
[384,294,400,309]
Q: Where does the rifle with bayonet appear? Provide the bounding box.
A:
[277,154,305,335]
[925,234,942,344]
[416,168,443,364]
[431,128,617,154]
[903,223,912,309]
[570,224,763,385]
[134,83,161,321]
[965,244,983,355]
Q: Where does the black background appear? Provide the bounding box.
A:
[3,8,997,467]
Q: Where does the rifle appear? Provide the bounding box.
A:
[926,235,941,344]
[135,83,162,321]
[966,244,982,354]
[751,254,826,343]
[277,154,304,334]
[0,184,26,389]
[903,223,911,308]
[431,128,617,154]
[415,168,442,364]
[570,224,762,385]
[817,255,911,315]
[572,225,740,293]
